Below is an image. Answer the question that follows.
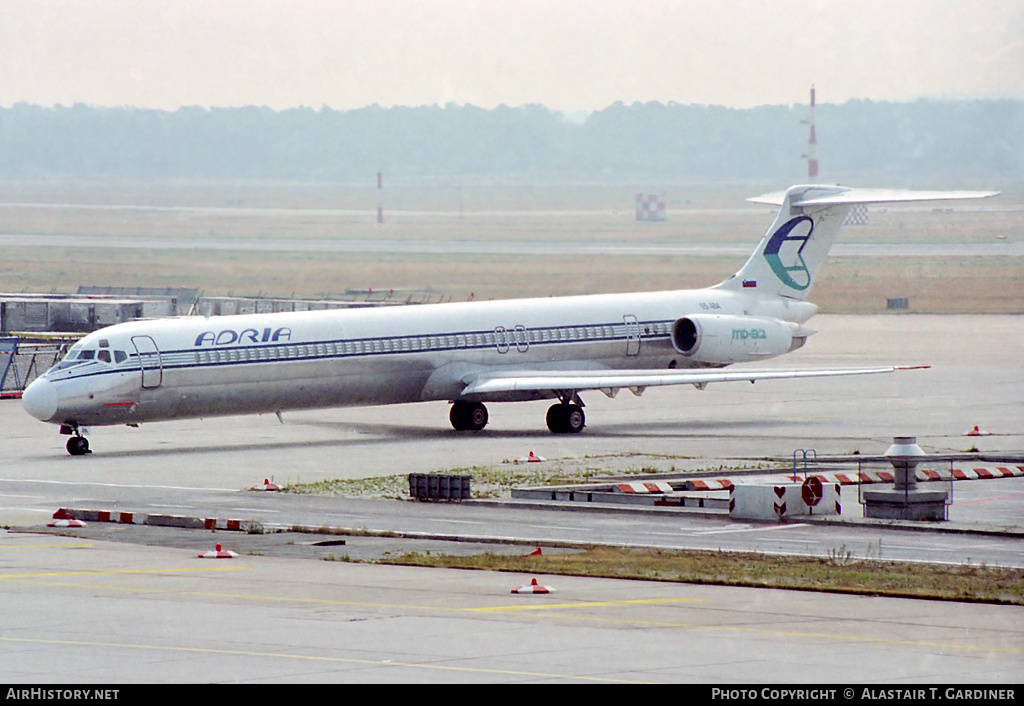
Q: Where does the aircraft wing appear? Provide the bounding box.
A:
[460,365,929,397]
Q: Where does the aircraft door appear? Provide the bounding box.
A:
[131,335,163,388]
[494,326,510,354]
[624,315,641,357]
[513,325,530,353]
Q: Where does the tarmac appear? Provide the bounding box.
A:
[0,314,1021,682]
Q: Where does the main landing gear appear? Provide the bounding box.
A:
[449,396,586,434]
[449,401,489,431]
[60,424,91,456]
[545,391,586,434]
[545,402,585,434]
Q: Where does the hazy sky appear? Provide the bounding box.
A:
[2,0,1021,112]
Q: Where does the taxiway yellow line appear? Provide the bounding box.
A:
[0,566,251,580]
[0,543,95,549]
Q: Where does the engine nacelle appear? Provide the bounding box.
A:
[671,314,802,364]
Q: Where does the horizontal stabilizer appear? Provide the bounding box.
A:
[749,187,999,208]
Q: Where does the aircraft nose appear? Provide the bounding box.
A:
[22,378,59,422]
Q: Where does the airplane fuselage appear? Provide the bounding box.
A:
[25,286,814,430]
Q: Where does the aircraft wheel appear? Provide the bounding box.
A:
[564,404,585,433]
[450,402,470,430]
[565,405,589,432]
[546,404,585,434]
[465,402,488,431]
[450,401,488,431]
[546,404,567,433]
[66,436,90,456]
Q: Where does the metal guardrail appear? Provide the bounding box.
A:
[0,335,79,394]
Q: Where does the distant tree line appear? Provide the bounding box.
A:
[0,99,1019,184]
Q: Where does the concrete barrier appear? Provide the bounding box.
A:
[729,479,841,520]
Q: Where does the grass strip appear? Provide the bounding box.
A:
[285,466,620,500]
[373,546,1024,605]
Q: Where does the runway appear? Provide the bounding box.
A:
[0,314,1021,682]
[1,232,1021,257]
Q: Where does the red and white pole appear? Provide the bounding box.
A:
[802,86,819,180]
[377,170,384,224]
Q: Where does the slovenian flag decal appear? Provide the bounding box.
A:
[742,280,757,288]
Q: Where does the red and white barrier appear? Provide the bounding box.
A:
[51,508,261,532]
[686,478,734,491]
[779,466,1023,487]
[614,481,674,494]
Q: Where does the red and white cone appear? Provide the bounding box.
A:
[965,425,992,437]
[48,509,85,527]
[511,577,555,594]
[198,544,238,559]
[252,478,280,491]
[514,451,546,464]
[48,510,86,528]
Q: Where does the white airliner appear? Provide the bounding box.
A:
[22,184,997,455]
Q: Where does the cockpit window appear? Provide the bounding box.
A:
[51,345,85,371]
[49,342,127,373]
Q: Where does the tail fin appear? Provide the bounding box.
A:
[717,185,999,301]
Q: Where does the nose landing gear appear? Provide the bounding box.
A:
[67,436,91,455]
[60,424,91,456]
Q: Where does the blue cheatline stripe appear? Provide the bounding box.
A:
[51,319,675,382]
